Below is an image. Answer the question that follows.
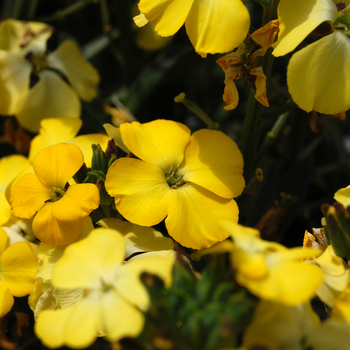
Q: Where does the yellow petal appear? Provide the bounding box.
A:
[16,70,81,133]
[35,302,98,349]
[98,218,174,257]
[0,283,14,317]
[273,0,337,57]
[33,143,84,190]
[52,228,125,289]
[134,13,149,27]
[222,76,239,110]
[29,117,82,163]
[103,123,130,153]
[69,133,110,168]
[47,40,99,101]
[334,185,350,208]
[138,0,194,36]
[32,202,83,245]
[185,0,250,56]
[287,31,350,114]
[51,183,99,221]
[0,242,37,296]
[166,183,238,249]
[28,279,56,319]
[0,228,9,255]
[238,260,323,305]
[251,20,279,49]
[105,158,171,226]
[115,254,175,309]
[332,286,350,322]
[306,319,350,350]
[0,51,31,115]
[252,67,269,107]
[102,289,144,341]
[179,129,244,198]
[120,120,191,171]
[53,287,84,309]
[10,173,50,219]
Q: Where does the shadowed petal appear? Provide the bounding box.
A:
[0,283,14,317]
[105,158,171,226]
[47,40,99,101]
[16,70,81,133]
[273,0,337,56]
[166,183,238,249]
[287,31,350,114]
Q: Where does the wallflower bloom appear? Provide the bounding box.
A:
[0,19,99,132]
[133,0,250,57]
[273,0,350,114]
[10,143,100,245]
[203,222,324,305]
[35,227,175,348]
[105,120,245,249]
[0,227,37,317]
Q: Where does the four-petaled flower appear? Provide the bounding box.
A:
[105,119,245,250]
[10,143,100,245]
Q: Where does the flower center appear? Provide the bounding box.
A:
[334,3,350,33]
[165,165,186,189]
[29,53,48,74]
[49,187,66,202]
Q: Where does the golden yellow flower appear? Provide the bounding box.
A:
[10,143,100,245]
[105,120,245,249]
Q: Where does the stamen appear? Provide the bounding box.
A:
[49,187,66,202]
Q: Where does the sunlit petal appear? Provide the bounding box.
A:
[51,184,99,221]
[166,183,238,249]
[138,0,194,36]
[105,158,171,226]
[29,118,82,162]
[179,129,244,198]
[33,143,84,189]
[1,242,37,296]
[334,185,350,208]
[98,218,174,257]
[287,31,350,114]
[115,254,175,309]
[10,173,50,219]
[52,228,125,290]
[273,0,337,56]
[185,0,250,57]
[47,40,99,101]
[69,133,110,168]
[16,70,81,133]
[120,120,191,171]
[0,283,14,317]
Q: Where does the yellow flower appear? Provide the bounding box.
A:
[273,0,350,114]
[215,221,324,305]
[0,19,99,132]
[29,117,110,167]
[105,119,245,249]
[133,0,250,57]
[35,227,175,348]
[0,227,37,317]
[334,184,350,207]
[10,143,100,245]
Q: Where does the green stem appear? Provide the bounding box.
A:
[174,93,220,129]
[239,0,279,183]
[254,110,289,165]
[36,0,99,22]
[262,98,295,121]
[11,0,26,19]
